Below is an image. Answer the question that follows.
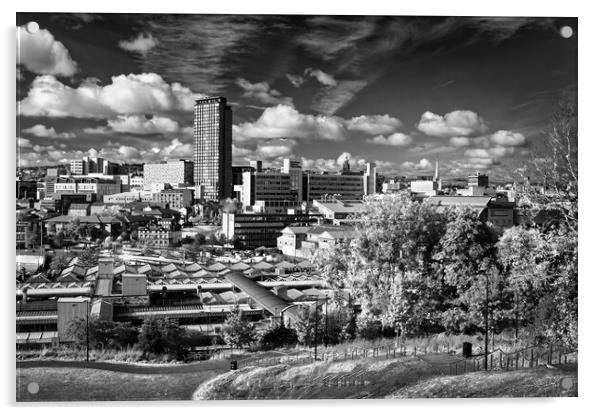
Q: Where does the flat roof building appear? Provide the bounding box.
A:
[193,97,232,201]
[143,159,193,189]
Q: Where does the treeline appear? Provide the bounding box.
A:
[66,316,221,360]
[311,193,577,349]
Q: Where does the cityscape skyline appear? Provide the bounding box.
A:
[17,14,577,180]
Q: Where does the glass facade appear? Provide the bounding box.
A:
[193,97,232,201]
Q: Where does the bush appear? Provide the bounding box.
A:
[260,325,298,350]
[137,317,187,359]
[221,308,257,347]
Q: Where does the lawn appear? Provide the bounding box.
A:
[193,356,578,400]
[387,364,578,398]
[16,360,229,402]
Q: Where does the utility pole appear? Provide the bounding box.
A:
[314,298,318,361]
[86,299,90,363]
[324,297,328,348]
[484,273,489,370]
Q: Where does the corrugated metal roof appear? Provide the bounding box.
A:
[224,271,290,316]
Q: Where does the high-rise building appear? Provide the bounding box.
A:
[193,97,232,201]
[363,162,377,196]
[282,159,303,202]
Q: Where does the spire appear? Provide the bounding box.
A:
[434,159,439,181]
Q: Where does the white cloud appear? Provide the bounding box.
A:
[417,110,488,138]
[234,105,346,142]
[286,74,305,88]
[369,132,413,147]
[85,115,180,135]
[21,124,75,139]
[345,114,402,135]
[256,139,297,159]
[449,136,471,147]
[17,26,78,77]
[118,33,158,54]
[117,145,141,159]
[402,158,434,171]
[304,68,338,87]
[310,80,368,115]
[19,73,199,119]
[235,78,293,107]
[17,137,32,148]
[489,130,527,147]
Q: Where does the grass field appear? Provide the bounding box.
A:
[16,360,229,402]
[193,356,578,400]
[387,364,578,398]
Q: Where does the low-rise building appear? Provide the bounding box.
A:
[312,199,365,224]
[68,203,90,217]
[153,188,194,210]
[137,226,182,248]
[222,212,322,249]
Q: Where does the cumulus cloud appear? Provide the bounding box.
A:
[117,145,141,159]
[234,105,346,142]
[21,124,75,139]
[85,115,181,135]
[304,68,338,87]
[489,130,527,147]
[286,74,305,88]
[17,137,32,148]
[369,132,413,147]
[118,33,158,54]
[17,26,78,77]
[235,78,294,107]
[402,158,434,171]
[449,136,471,147]
[465,146,528,159]
[417,110,488,138]
[18,73,199,119]
[345,114,402,135]
[256,138,297,159]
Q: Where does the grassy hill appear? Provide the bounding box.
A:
[16,360,229,401]
[193,356,577,400]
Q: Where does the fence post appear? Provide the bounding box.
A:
[530,349,534,368]
[516,353,519,368]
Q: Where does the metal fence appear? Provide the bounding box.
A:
[232,341,577,373]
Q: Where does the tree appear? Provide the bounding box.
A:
[221,308,256,348]
[78,249,99,267]
[49,255,71,277]
[497,226,550,341]
[513,98,578,349]
[137,317,187,358]
[259,325,298,350]
[433,207,511,335]
[66,317,137,350]
[312,193,450,338]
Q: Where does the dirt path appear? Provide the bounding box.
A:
[17,359,230,374]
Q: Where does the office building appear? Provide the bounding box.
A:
[53,177,122,201]
[363,162,377,196]
[282,159,303,202]
[143,160,193,189]
[193,97,232,201]
[153,188,194,210]
[222,212,321,249]
[305,173,365,202]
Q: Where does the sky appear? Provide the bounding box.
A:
[16,13,577,180]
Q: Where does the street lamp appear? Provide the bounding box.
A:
[484,272,489,370]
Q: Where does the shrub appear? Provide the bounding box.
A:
[260,325,298,350]
[221,308,257,348]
